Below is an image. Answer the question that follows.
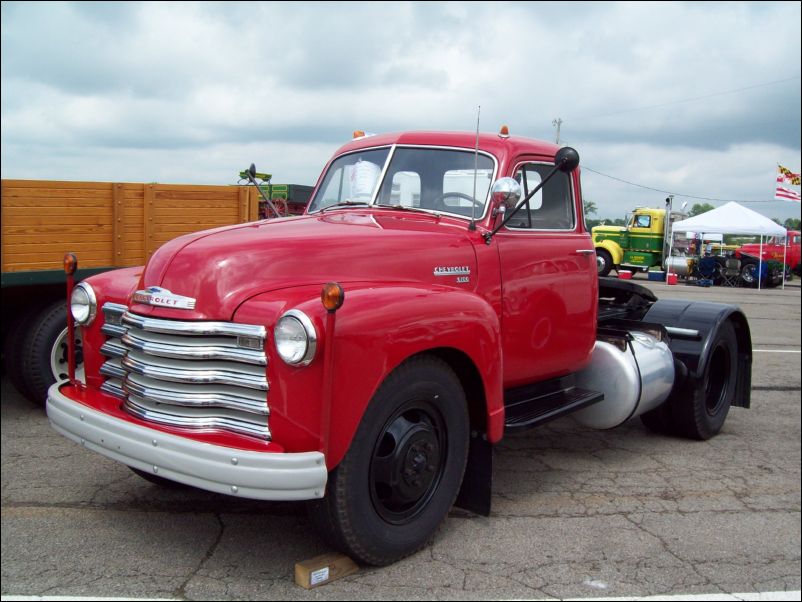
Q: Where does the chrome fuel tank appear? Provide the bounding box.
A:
[573,331,675,429]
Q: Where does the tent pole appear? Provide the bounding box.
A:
[758,236,763,291]
[782,232,787,290]
[666,229,675,281]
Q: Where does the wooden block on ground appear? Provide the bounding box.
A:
[294,553,359,589]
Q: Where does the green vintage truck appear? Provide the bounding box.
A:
[592,206,689,276]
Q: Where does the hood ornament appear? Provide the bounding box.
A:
[132,286,196,310]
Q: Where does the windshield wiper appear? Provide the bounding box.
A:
[320,201,371,213]
[374,203,436,215]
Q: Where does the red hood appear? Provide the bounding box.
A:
[130,210,479,320]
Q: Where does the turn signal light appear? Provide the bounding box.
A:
[321,282,345,312]
[63,253,78,275]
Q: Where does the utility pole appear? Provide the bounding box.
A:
[552,118,563,145]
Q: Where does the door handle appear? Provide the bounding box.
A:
[574,249,596,255]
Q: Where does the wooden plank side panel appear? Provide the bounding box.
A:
[144,184,154,261]
[2,180,258,273]
[239,186,249,223]
[1,194,116,206]
[150,184,243,254]
[249,186,260,221]
[1,179,114,272]
[2,180,116,190]
[121,185,144,266]
[112,183,124,267]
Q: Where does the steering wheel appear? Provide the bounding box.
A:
[431,191,483,213]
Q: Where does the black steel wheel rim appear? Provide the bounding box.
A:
[369,399,447,525]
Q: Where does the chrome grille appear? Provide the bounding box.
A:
[100,303,270,440]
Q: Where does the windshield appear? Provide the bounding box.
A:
[308,146,495,218]
[307,148,391,212]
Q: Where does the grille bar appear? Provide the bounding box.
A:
[121,354,268,391]
[101,378,126,400]
[101,340,126,358]
[122,331,266,365]
[100,303,270,440]
[123,375,269,415]
[125,397,271,440]
[122,312,266,339]
[100,359,127,379]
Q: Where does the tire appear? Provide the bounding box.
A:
[673,321,738,440]
[19,301,84,406]
[596,249,614,277]
[129,467,191,489]
[639,402,677,436]
[3,305,39,401]
[740,261,758,287]
[711,257,725,285]
[308,356,469,566]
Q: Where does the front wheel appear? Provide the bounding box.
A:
[308,356,469,566]
[596,249,614,277]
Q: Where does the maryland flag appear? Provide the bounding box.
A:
[778,164,801,186]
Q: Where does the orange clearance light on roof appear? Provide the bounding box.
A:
[321,282,345,312]
[353,130,365,139]
[499,125,510,138]
[63,253,78,275]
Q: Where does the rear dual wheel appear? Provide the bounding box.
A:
[641,320,737,440]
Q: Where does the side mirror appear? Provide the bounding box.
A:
[490,177,522,209]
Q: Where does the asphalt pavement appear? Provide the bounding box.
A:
[2,278,800,600]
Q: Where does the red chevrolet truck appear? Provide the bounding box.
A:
[47,130,753,566]
[737,230,801,284]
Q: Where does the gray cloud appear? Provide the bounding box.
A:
[1,1,800,222]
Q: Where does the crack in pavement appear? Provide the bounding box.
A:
[173,513,225,601]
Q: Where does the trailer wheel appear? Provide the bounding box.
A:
[675,320,737,440]
[596,249,613,277]
[308,356,469,566]
[20,301,83,406]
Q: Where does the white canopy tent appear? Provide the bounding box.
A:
[668,202,788,289]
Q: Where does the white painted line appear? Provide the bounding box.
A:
[0,598,177,601]
[753,349,801,353]
[559,593,802,601]
[4,592,801,601]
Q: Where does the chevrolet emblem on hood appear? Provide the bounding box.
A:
[132,286,197,310]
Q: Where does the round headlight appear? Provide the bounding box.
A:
[70,282,97,326]
[274,310,317,366]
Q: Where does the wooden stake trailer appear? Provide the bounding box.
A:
[1,179,261,404]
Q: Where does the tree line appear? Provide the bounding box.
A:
[584,200,801,232]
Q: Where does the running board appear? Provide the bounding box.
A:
[504,377,604,434]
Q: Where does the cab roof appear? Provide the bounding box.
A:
[333,131,562,160]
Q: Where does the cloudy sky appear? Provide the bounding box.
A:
[2,1,800,221]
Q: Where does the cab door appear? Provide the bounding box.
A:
[494,159,597,388]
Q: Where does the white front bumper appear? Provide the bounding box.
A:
[46,382,327,501]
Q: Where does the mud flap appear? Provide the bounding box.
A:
[454,431,493,516]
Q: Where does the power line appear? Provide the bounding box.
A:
[581,165,793,204]
[574,76,801,121]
